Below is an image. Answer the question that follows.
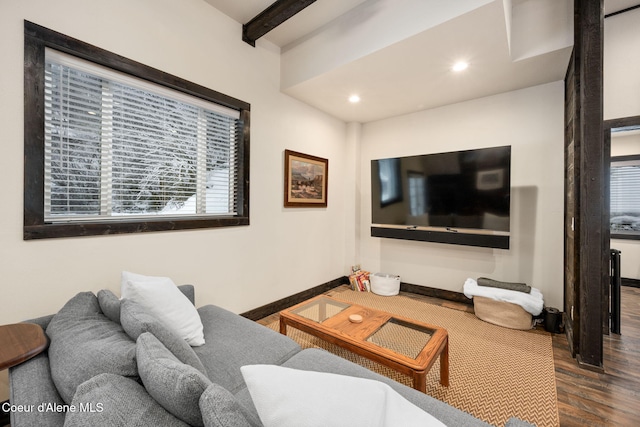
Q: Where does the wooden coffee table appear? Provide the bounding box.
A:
[279,295,449,393]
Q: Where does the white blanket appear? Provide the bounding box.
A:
[463,278,544,315]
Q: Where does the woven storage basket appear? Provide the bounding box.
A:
[473,296,533,330]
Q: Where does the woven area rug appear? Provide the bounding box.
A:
[265,288,559,427]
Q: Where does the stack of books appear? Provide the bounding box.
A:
[349,265,370,292]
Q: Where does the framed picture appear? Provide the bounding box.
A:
[284,150,328,207]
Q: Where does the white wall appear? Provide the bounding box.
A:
[605,8,640,120]
[358,82,565,309]
[605,8,640,280]
[0,0,350,327]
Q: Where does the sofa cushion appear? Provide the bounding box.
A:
[121,298,208,376]
[199,383,262,427]
[137,332,211,426]
[45,292,137,404]
[98,289,121,324]
[505,418,537,427]
[63,373,189,427]
[240,364,446,427]
[121,271,204,346]
[193,305,301,394]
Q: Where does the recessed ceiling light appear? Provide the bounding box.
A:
[452,61,469,72]
[348,94,361,103]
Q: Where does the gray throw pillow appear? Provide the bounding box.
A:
[63,373,189,427]
[96,284,195,325]
[97,289,121,324]
[46,292,137,404]
[120,298,208,376]
[137,332,212,426]
[200,383,262,427]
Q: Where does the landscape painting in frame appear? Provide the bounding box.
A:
[284,150,328,207]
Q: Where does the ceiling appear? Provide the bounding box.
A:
[204,0,639,123]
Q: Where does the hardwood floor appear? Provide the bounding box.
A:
[554,286,640,427]
[260,285,640,426]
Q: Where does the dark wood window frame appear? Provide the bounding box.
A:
[23,21,250,240]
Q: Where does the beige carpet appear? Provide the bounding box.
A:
[265,288,560,427]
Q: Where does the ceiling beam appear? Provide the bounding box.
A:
[243,0,318,46]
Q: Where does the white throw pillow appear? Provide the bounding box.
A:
[241,364,447,427]
[121,271,205,346]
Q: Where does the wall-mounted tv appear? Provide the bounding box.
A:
[371,146,511,249]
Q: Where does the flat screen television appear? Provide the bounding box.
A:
[371,146,511,248]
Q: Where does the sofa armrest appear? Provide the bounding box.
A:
[24,314,55,330]
[9,353,65,427]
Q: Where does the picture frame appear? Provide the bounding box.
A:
[284,149,328,207]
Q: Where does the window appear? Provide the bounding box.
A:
[610,155,640,239]
[24,21,250,239]
[407,172,426,217]
[377,158,402,206]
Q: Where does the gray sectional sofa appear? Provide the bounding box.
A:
[9,285,533,426]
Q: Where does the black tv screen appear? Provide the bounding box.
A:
[371,146,511,233]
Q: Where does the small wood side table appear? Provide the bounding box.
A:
[0,323,48,371]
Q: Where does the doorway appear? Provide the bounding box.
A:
[605,116,640,335]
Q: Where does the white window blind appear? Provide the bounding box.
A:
[44,48,241,222]
[610,158,640,233]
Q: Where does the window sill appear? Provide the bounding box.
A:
[23,217,249,240]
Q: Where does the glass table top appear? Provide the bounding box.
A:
[366,318,434,359]
[290,296,351,323]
